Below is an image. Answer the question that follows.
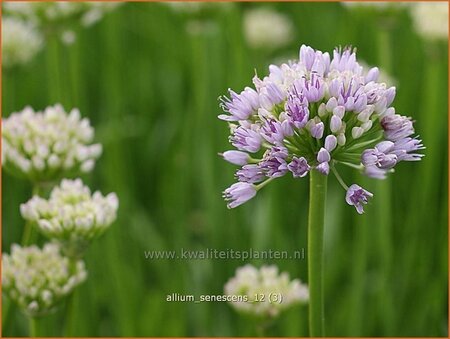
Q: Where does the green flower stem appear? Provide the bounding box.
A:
[64,292,77,337]
[64,259,79,337]
[21,185,42,246]
[308,169,328,337]
[21,219,34,246]
[29,317,38,337]
[331,165,348,190]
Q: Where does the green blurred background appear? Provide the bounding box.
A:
[2,2,448,337]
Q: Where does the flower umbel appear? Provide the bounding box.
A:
[411,2,449,41]
[2,17,43,68]
[243,8,294,50]
[2,104,102,183]
[224,264,309,318]
[219,45,424,213]
[20,178,119,258]
[2,243,87,317]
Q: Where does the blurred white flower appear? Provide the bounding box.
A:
[2,243,87,316]
[81,2,123,27]
[61,30,76,45]
[4,1,120,24]
[243,8,294,50]
[411,2,449,40]
[2,104,102,182]
[21,178,119,258]
[224,264,308,318]
[341,2,408,10]
[3,1,122,44]
[164,2,205,13]
[163,2,231,14]
[4,2,83,24]
[2,17,43,68]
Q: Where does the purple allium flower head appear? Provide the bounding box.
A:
[219,44,424,211]
[223,182,257,209]
[219,87,259,121]
[345,184,373,214]
[236,164,265,183]
[221,150,250,166]
[288,156,310,178]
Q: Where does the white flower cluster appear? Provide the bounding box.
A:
[411,2,449,41]
[4,2,121,28]
[2,17,43,68]
[163,2,231,14]
[2,104,102,182]
[20,179,119,257]
[2,243,87,317]
[224,264,309,318]
[341,2,408,10]
[243,8,294,50]
[3,2,122,49]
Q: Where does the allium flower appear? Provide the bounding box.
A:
[2,104,102,182]
[2,243,87,317]
[243,8,294,50]
[410,2,449,41]
[219,45,424,213]
[224,264,309,318]
[20,179,119,258]
[2,17,43,68]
